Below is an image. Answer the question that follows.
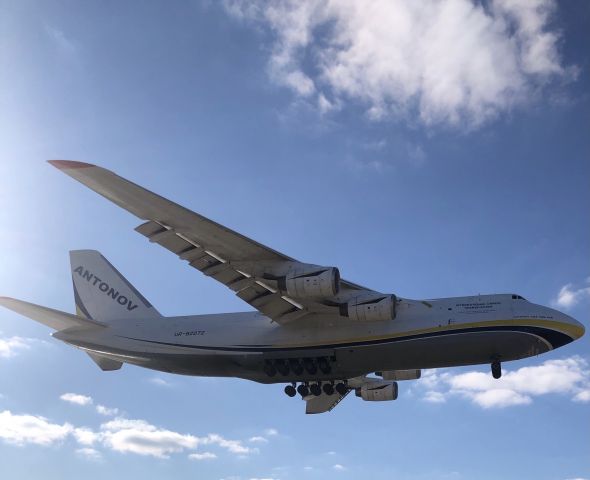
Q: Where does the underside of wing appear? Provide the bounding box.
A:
[48,161,395,324]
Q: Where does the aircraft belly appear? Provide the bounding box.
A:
[130,329,553,381]
[332,330,551,373]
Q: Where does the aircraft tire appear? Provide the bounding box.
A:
[310,383,322,396]
[335,382,347,395]
[284,385,297,397]
[491,361,502,379]
[297,384,309,397]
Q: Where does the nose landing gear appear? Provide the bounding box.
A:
[491,360,502,379]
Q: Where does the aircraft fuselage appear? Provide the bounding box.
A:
[57,293,584,383]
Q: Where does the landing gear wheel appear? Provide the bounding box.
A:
[318,357,331,374]
[297,384,309,397]
[335,382,347,395]
[290,359,303,375]
[491,360,502,379]
[276,360,290,376]
[264,362,276,377]
[284,385,296,397]
[310,383,322,396]
[322,383,335,395]
[304,359,317,375]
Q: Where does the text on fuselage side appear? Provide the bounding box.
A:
[73,266,138,311]
[174,330,206,337]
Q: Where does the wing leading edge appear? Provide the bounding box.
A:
[48,160,381,323]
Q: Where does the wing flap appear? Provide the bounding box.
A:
[136,219,306,322]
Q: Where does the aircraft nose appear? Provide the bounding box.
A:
[566,314,585,340]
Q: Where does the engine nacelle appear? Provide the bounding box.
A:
[340,294,396,322]
[278,267,340,298]
[355,381,398,401]
[378,369,421,381]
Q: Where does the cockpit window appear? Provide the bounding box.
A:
[511,294,526,300]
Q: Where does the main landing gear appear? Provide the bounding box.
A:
[284,381,348,398]
[491,360,502,379]
[264,356,334,378]
[284,384,297,397]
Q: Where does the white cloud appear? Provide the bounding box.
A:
[0,410,73,446]
[1,401,260,460]
[423,390,446,404]
[224,0,573,129]
[76,447,102,461]
[418,356,590,408]
[73,427,99,446]
[553,279,590,309]
[149,376,172,387]
[333,464,346,471]
[98,418,255,459]
[200,433,256,455]
[249,436,268,443]
[264,428,278,436]
[96,405,119,416]
[100,418,199,459]
[188,451,217,460]
[0,336,34,358]
[60,393,93,406]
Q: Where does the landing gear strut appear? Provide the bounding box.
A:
[491,360,502,379]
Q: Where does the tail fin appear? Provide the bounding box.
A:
[70,250,161,322]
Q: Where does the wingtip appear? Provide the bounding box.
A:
[47,160,96,169]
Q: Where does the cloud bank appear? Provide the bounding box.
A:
[0,336,35,358]
[418,356,590,408]
[224,0,574,128]
[553,278,590,309]
[0,393,273,460]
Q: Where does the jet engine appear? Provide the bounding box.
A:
[355,381,398,401]
[340,294,396,322]
[278,267,340,298]
[378,369,421,381]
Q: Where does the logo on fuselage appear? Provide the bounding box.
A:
[73,266,138,311]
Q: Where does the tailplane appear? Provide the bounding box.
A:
[70,250,161,322]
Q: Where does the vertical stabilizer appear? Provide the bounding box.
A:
[70,250,161,322]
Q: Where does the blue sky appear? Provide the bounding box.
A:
[0,0,589,479]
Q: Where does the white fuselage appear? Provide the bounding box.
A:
[56,293,584,383]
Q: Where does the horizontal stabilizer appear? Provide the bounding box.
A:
[86,352,122,371]
[0,296,105,331]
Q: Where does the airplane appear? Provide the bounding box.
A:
[0,160,585,414]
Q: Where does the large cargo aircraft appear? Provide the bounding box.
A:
[0,161,584,413]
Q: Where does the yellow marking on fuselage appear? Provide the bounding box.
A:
[269,318,577,349]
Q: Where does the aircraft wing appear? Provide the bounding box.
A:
[305,390,350,414]
[48,161,376,323]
